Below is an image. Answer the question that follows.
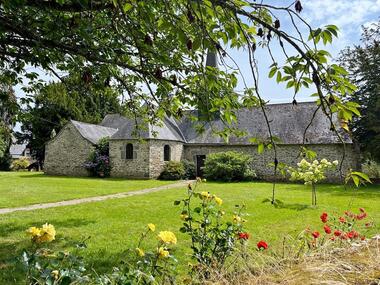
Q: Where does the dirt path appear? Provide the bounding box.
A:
[0,181,190,215]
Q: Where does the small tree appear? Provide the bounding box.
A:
[286,159,338,206]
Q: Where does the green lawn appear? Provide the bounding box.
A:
[0,172,174,208]
[0,175,379,283]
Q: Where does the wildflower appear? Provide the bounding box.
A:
[214,196,223,206]
[233,215,242,223]
[347,230,359,239]
[147,223,156,232]
[356,212,367,220]
[332,160,339,166]
[158,231,177,244]
[158,247,170,258]
[334,230,342,237]
[257,240,268,250]
[361,236,366,241]
[330,236,335,241]
[320,212,328,223]
[312,231,320,239]
[323,225,332,234]
[238,232,250,240]
[339,217,346,223]
[136,248,145,257]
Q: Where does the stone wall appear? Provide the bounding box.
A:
[149,140,184,178]
[109,139,151,178]
[44,122,92,176]
[183,144,359,181]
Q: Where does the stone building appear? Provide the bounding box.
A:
[44,102,359,180]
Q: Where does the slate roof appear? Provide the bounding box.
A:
[71,120,118,144]
[176,102,351,144]
[75,102,352,145]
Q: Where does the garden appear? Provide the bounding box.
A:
[0,171,379,284]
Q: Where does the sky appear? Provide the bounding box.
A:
[13,0,380,105]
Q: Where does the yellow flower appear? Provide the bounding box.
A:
[233,215,242,223]
[158,247,170,258]
[180,214,189,220]
[158,231,177,244]
[147,223,156,232]
[214,196,223,206]
[200,191,211,200]
[26,227,41,237]
[51,270,59,280]
[136,247,145,257]
[37,223,56,243]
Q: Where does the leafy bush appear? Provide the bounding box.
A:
[362,160,380,179]
[11,156,30,171]
[159,161,185,180]
[83,137,111,177]
[203,151,255,182]
[182,159,196,179]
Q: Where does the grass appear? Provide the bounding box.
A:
[0,174,379,283]
[0,171,174,208]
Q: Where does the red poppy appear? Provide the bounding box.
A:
[330,236,335,241]
[361,236,366,241]
[323,225,332,234]
[320,212,328,223]
[312,231,320,239]
[238,232,250,240]
[347,230,359,239]
[356,212,367,220]
[334,230,342,237]
[257,240,268,250]
[339,217,346,223]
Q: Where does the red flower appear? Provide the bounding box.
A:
[320,212,328,223]
[323,225,332,234]
[257,240,268,250]
[356,212,367,220]
[361,236,366,241]
[347,230,359,239]
[330,236,335,241]
[334,230,342,237]
[238,232,250,240]
[339,217,346,223]
[365,222,372,228]
[359,207,365,213]
[312,231,320,239]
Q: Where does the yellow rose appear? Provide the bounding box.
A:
[158,247,170,258]
[158,231,177,244]
[26,227,41,237]
[38,223,56,243]
[147,223,156,232]
[214,196,223,206]
[200,191,211,200]
[136,247,145,257]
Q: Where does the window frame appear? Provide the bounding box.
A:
[125,143,134,160]
[163,144,171,161]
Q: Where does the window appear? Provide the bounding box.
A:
[126,143,133,159]
[164,145,171,161]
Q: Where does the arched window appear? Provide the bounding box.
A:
[126,143,133,159]
[164,145,171,161]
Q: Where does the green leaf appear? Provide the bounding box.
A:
[257,143,264,154]
[173,200,181,205]
[123,3,133,12]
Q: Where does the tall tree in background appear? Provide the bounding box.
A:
[0,84,18,169]
[17,72,122,164]
[339,21,380,162]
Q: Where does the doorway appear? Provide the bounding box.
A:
[196,155,206,177]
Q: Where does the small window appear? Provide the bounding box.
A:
[164,145,171,161]
[126,143,133,159]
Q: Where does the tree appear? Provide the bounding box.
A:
[17,73,121,164]
[0,84,18,169]
[1,0,360,201]
[339,21,380,162]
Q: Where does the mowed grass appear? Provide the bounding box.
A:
[0,172,174,208]
[0,178,379,284]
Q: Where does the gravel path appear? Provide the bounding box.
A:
[0,181,190,215]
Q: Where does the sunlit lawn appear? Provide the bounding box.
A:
[0,174,379,284]
[0,172,174,208]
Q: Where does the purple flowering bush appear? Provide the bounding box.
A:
[83,137,111,177]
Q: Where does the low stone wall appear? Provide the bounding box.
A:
[44,123,92,176]
[183,143,359,181]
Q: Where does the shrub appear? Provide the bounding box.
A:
[11,156,30,171]
[362,160,380,179]
[203,151,255,182]
[159,161,185,180]
[83,137,111,177]
[182,159,196,179]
